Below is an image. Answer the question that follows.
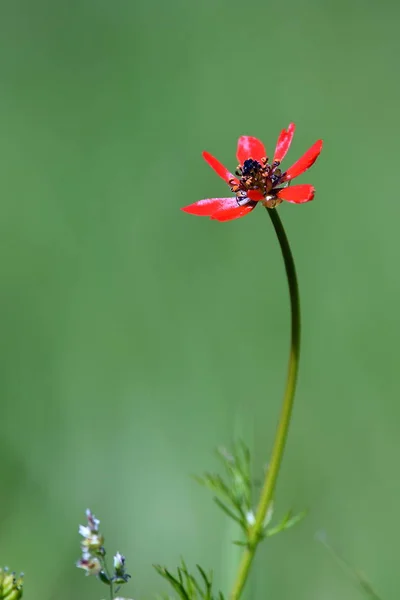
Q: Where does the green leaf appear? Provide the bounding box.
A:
[265,509,306,537]
[196,565,212,600]
[282,510,307,530]
[217,443,252,511]
[232,540,249,547]
[153,565,191,600]
[154,562,225,600]
[213,497,243,526]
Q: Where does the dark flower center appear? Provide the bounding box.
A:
[241,158,262,177]
[231,157,285,209]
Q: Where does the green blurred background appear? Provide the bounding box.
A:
[0,0,398,598]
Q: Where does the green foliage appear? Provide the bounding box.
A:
[194,443,252,532]
[264,509,307,538]
[154,561,225,600]
[195,443,305,544]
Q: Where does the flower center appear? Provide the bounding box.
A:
[230,157,284,208]
[241,158,262,178]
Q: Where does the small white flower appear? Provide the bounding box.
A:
[86,509,100,532]
[114,552,125,570]
[76,556,102,576]
[79,525,91,538]
[81,548,90,560]
[81,532,104,552]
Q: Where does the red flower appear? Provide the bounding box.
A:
[181,124,323,222]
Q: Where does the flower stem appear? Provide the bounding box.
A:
[230,207,301,600]
[99,555,115,600]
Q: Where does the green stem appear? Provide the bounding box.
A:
[99,555,115,600]
[230,207,301,600]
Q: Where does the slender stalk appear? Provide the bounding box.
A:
[99,555,115,600]
[230,207,301,600]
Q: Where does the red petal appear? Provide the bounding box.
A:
[181,198,234,216]
[282,140,323,181]
[202,151,238,185]
[212,199,256,221]
[181,197,255,221]
[236,136,266,164]
[276,184,315,204]
[273,123,295,163]
[247,190,264,201]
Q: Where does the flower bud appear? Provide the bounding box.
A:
[113,552,131,585]
[0,568,23,600]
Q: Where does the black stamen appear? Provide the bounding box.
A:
[241,159,262,177]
